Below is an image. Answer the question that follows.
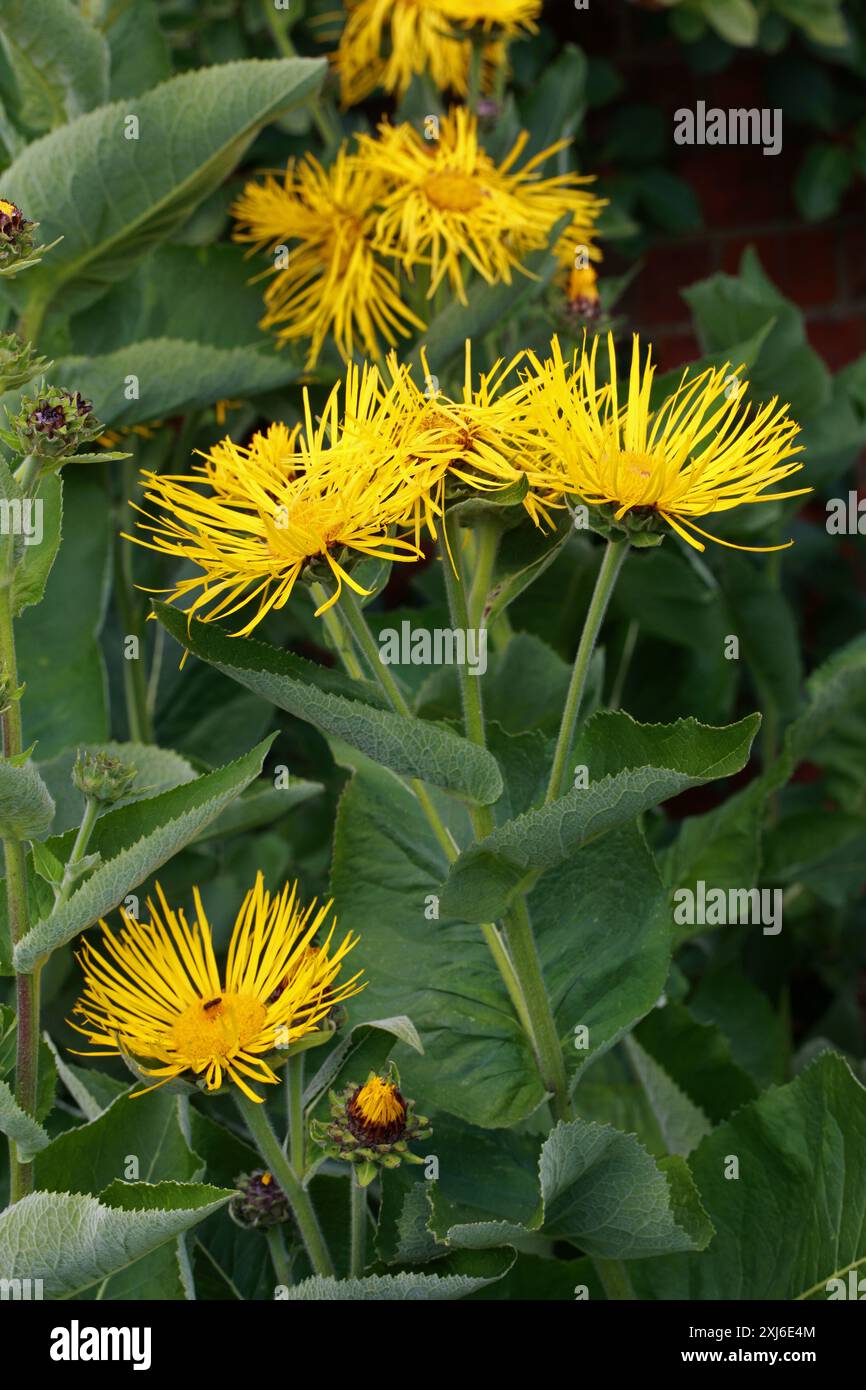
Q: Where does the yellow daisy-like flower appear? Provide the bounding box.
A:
[523,333,808,552]
[357,107,597,303]
[232,147,424,368]
[69,874,364,1103]
[333,0,537,106]
[360,341,550,547]
[127,367,423,634]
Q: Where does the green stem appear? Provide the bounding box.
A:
[0,567,37,1201]
[609,617,639,711]
[266,1225,294,1288]
[54,796,99,907]
[337,587,458,864]
[503,897,571,1121]
[236,1092,335,1279]
[350,1171,367,1278]
[593,1257,635,1301]
[545,539,629,803]
[13,454,40,493]
[310,581,365,681]
[260,0,339,148]
[285,1050,306,1180]
[114,525,153,744]
[441,513,486,750]
[466,518,500,635]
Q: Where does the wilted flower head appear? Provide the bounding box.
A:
[230,1169,293,1230]
[5,386,102,463]
[69,873,365,1102]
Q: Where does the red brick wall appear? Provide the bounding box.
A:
[568,6,866,372]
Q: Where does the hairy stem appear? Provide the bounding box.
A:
[349,1171,367,1278]
[546,539,629,803]
[236,1092,335,1279]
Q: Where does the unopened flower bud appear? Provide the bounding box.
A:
[72,750,138,806]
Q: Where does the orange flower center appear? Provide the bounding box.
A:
[171,993,267,1064]
[423,171,485,213]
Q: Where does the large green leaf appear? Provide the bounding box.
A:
[16,475,111,757]
[35,1088,202,1194]
[330,757,672,1127]
[428,1115,713,1260]
[631,1054,866,1299]
[0,1182,232,1298]
[35,338,302,430]
[440,711,760,922]
[283,1253,513,1300]
[13,736,274,971]
[0,1076,49,1160]
[0,0,109,129]
[12,473,62,616]
[1,57,326,319]
[0,759,54,840]
[156,605,503,806]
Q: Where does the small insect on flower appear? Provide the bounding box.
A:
[356,107,600,305]
[522,332,808,552]
[232,147,424,368]
[69,873,365,1102]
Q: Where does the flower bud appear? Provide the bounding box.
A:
[72,750,138,806]
[0,332,50,393]
[7,386,104,463]
[311,1065,431,1186]
[0,199,36,266]
[229,1170,292,1230]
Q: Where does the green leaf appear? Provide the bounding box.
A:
[0,1076,50,1160]
[635,1002,759,1124]
[440,711,760,923]
[430,1116,713,1259]
[794,143,854,222]
[0,1182,232,1298]
[282,1252,513,1300]
[155,605,503,806]
[2,57,326,319]
[12,736,274,971]
[773,0,848,46]
[35,1088,202,1194]
[405,228,566,376]
[0,758,55,839]
[701,0,760,45]
[38,338,302,430]
[0,0,109,129]
[105,0,171,101]
[11,473,62,615]
[16,475,111,757]
[631,1054,866,1299]
[37,741,197,835]
[619,1037,713,1157]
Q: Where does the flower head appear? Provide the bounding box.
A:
[230,1169,293,1230]
[69,874,364,1102]
[232,147,424,368]
[6,386,102,463]
[311,1064,431,1186]
[357,108,596,304]
[127,367,424,634]
[0,198,35,264]
[333,0,538,106]
[523,333,807,552]
[72,750,138,806]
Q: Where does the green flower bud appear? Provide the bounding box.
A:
[72,750,138,806]
[229,1169,293,1231]
[0,333,51,393]
[7,386,104,463]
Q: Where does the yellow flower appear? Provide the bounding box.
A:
[358,341,550,548]
[69,874,364,1103]
[523,333,808,552]
[333,0,538,105]
[127,369,423,634]
[232,147,424,368]
[357,107,596,303]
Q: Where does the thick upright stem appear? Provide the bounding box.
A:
[0,574,37,1200]
[503,897,571,1121]
[545,539,629,803]
[285,1051,306,1179]
[349,1172,367,1278]
[236,1092,335,1279]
